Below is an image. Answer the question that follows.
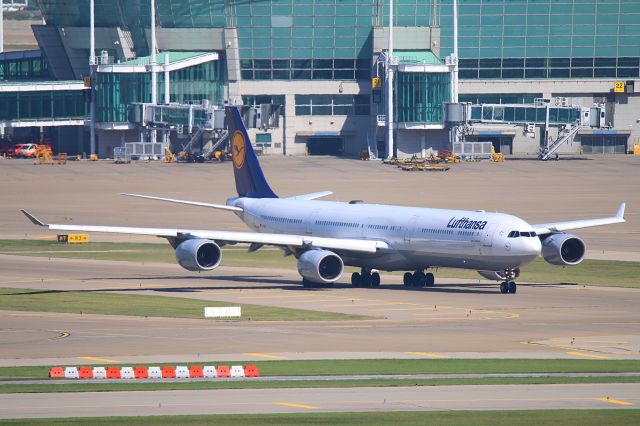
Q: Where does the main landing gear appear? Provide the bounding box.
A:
[499,269,518,294]
[351,269,381,288]
[403,270,435,288]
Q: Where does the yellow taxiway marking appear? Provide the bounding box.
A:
[406,351,449,359]
[596,397,634,406]
[273,402,319,410]
[567,351,610,359]
[243,353,286,359]
[49,331,70,340]
[78,356,121,363]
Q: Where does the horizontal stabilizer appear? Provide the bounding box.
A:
[121,193,243,212]
[286,191,333,201]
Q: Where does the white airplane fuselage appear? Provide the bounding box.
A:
[230,197,542,272]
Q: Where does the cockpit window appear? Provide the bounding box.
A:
[508,231,537,238]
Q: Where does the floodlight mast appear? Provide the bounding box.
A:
[385,0,394,159]
[89,0,96,155]
[150,0,157,105]
[452,0,459,103]
[1,0,4,54]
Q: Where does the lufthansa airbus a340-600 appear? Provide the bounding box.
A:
[22,107,626,294]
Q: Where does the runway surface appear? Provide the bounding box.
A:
[1,383,638,418]
[1,254,639,364]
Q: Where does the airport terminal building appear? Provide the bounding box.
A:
[1,0,639,158]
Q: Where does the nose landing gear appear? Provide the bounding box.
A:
[499,269,518,294]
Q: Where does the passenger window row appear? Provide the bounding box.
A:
[316,220,359,228]
[262,215,303,224]
[421,228,454,235]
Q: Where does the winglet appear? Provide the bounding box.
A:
[21,210,47,227]
[616,202,626,220]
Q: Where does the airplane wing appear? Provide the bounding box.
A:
[532,203,625,235]
[21,210,389,254]
[286,191,333,201]
[120,193,243,212]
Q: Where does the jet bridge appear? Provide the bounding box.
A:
[126,102,281,160]
[454,98,609,158]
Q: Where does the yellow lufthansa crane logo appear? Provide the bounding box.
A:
[232,131,246,169]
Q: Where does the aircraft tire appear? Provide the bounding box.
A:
[425,273,435,287]
[508,281,517,294]
[361,273,373,288]
[500,282,508,294]
[351,272,362,287]
[371,272,381,287]
[412,271,426,287]
[403,272,413,286]
[302,278,315,288]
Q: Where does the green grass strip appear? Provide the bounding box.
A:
[2,239,639,288]
[1,375,639,394]
[0,287,369,321]
[0,409,639,425]
[1,359,639,381]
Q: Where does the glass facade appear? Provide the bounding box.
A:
[471,104,581,124]
[295,95,369,115]
[0,90,86,120]
[459,93,542,104]
[395,72,451,123]
[96,61,224,123]
[33,1,640,81]
[440,0,640,79]
[0,52,50,81]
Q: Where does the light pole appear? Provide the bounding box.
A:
[1,0,4,54]
[89,0,96,156]
[385,0,394,159]
[150,0,157,105]
[452,0,459,103]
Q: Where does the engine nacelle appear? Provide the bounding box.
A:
[541,233,586,266]
[297,250,344,284]
[175,239,222,272]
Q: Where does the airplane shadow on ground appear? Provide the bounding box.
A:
[74,275,500,294]
[15,274,565,296]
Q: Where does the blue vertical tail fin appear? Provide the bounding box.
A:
[225,106,278,199]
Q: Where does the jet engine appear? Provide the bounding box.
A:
[541,233,586,266]
[175,239,222,271]
[297,249,344,284]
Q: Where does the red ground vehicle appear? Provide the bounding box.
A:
[10,144,26,157]
[20,144,38,158]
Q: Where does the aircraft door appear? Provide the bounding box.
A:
[482,223,496,247]
[305,210,319,235]
[403,216,419,243]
